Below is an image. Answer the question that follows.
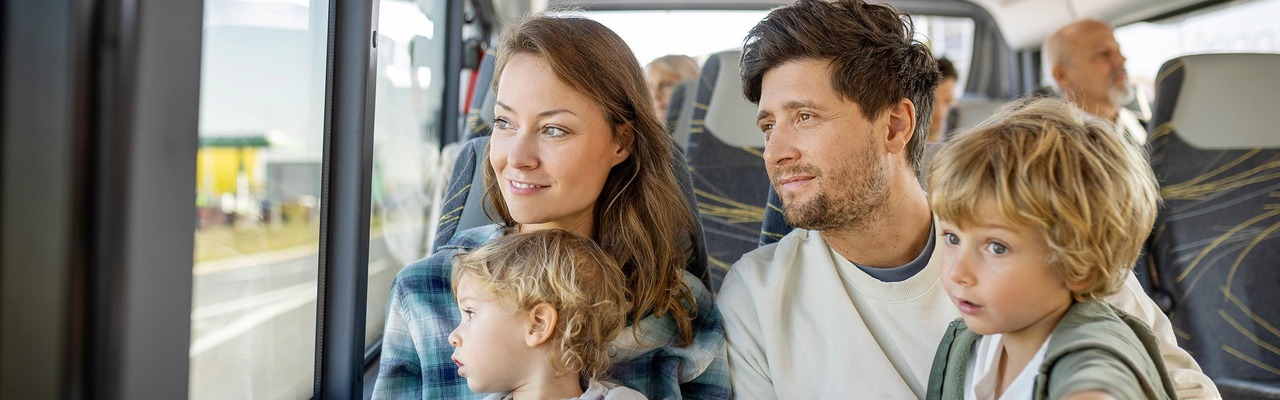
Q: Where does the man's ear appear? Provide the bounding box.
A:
[1052,64,1070,89]
[525,303,558,347]
[611,123,634,166]
[885,98,916,156]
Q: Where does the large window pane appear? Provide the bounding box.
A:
[365,0,447,349]
[580,10,768,65]
[914,16,975,95]
[190,0,329,398]
[1115,0,1280,105]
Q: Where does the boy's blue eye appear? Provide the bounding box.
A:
[462,309,475,321]
[943,233,960,245]
[987,242,1008,255]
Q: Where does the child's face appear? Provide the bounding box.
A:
[448,274,537,394]
[936,203,1075,337]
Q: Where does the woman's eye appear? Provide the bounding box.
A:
[799,113,812,122]
[544,126,567,138]
[494,119,513,131]
[987,242,1008,255]
[943,233,960,245]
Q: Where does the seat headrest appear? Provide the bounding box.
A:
[1156,53,1280,149]
[702,50,766,148]
[465,53,498,139]
[669,79,698,151]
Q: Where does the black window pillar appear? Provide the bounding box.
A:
[314,0,378,397]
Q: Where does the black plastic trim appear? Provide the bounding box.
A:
[314,0,378,397]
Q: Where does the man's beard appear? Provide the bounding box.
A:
[1108,69,1135,107]
[775,148,889,232]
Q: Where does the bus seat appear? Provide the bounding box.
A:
[1147,53,1280,396]
[666,78,698,152]
[759,188,789,246]
[433,136,496,251]
[687,50,769,291]
[464,52,497,140]
[431,136,711,288]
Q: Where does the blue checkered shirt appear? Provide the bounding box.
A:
[372,225,731,399]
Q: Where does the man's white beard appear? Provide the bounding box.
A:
[1110,81,1136,108]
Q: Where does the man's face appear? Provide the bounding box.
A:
[1059,25,1132,111]
[756,59,889,231]
[930,77,957,141]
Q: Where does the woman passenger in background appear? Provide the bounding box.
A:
[372,13,730,400]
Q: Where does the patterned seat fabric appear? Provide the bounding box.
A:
[759,188,790,247]
[686,50,771,292]
[431,136,711,289]
[432,136,494,251]
[1146,53,1280,397]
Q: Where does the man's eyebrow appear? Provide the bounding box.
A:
[757,100,823,122]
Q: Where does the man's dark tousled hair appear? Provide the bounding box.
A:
[741,0,940,173]
[938,57,958,80]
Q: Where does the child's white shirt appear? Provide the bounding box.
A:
[482,379,647,400]
[964,334,1052,400]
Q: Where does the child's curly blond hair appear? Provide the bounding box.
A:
[451,229,629,381]
[928,97,1159,301]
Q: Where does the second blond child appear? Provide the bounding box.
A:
[924,98,1177,400]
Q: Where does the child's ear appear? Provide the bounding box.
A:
[1066,277,1092,293]
[525,303,558,347]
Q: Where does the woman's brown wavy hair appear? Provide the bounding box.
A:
[482,14,698,345]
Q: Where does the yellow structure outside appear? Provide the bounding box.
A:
[196,147,261,197]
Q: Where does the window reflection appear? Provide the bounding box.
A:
[365,0,447,349]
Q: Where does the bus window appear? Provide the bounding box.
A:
[1115,0,1280,106]
[577,10,768,65]
[190,0,329,398]
[580,10,974,100]
[365,0,448,351]
[914,16,976,96]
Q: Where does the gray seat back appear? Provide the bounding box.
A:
[666,78,698,151]
[1146,53,1280,394]
[686,50,770,291]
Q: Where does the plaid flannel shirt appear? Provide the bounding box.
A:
[372,225,732,399]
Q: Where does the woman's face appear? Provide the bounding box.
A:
[491,54,631,236]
